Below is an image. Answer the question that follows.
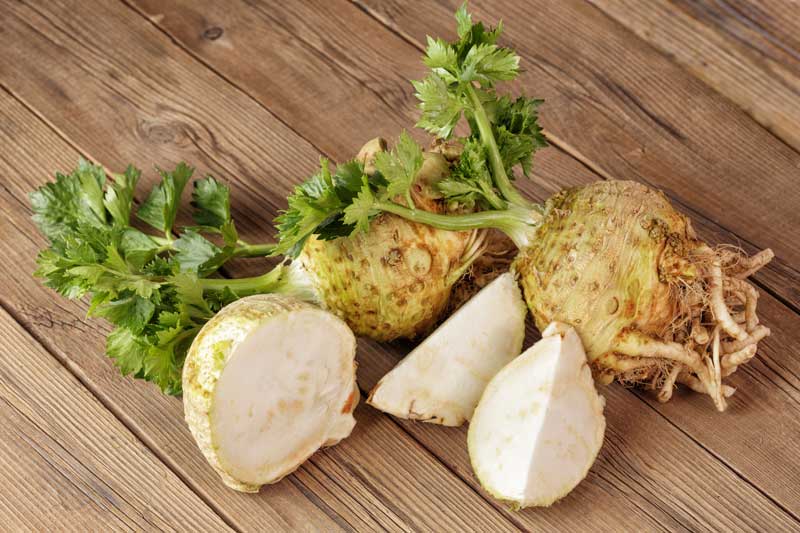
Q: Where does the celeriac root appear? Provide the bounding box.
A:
[619,246,772,411]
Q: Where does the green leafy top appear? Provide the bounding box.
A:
[30,159,278,394]
[273,131,424,257]
[413,1,547,208]
[274,3,548,256]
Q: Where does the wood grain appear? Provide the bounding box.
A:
[354,0,800,304]
[358,324,800,532]
[0,306,231,531]
[0,3,518,531]
[587,0,800,152]
[118,0,800,526]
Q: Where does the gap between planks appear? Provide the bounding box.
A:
[584,0,800,157]
[631,387,800,523]
[0,281,243,531]
[117,0,330,161]
[349,0,800,312]
[6,0,792,524]
[119,0,800,312]
[0,297,233,532]
[0,82,364,533]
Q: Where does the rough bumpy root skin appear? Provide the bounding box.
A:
[297,219,472,342]
[295,138,475,342]
[515,180,773,411]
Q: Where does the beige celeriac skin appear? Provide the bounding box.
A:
[513,180,772,410]
[295,139,476,341]
[297,218,471,341]
[183,294,358,492]
[515,180,688,373]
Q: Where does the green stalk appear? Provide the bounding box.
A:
[152,234,273,259]
[198,261,319,303]
[465,84,533,209]
[199,266,287,297]
[376,200,542,249]
[231,243,275,258]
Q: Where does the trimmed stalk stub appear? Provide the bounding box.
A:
[183,294,358,492]
[368,272,527,426]
[469,322,606,508]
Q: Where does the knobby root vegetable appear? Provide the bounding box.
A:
[468,322,606,508]
[183,295,358,492]
[367,272,526,426]
[514,181,773,411]
[292,138,485,341]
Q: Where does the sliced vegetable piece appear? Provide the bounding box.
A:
[183,294,358,492]
[368,272,526,426]
[468,322,605,508]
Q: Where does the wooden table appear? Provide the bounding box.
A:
[1,1,798,531]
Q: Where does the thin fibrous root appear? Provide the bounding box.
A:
[721,344,758,378]
[721,325,770,353]
[606,246,770,410]
[614,331,724,410]
[709,327,724,410]
[678,373,736,399]
[658,363,682,403]
[615,331,706,377]
[730,311,746,324]
[732,249,774,279]
[721,344,758,370]
[725,277,759,332]
[708,254,748,341]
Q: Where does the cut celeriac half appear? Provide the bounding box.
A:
[183,294,358,492]
[468,322,606,508]
[368,273,527,426]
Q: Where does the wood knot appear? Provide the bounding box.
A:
[202,27,224,41]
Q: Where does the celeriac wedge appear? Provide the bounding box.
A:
[368,273,526,426]
[468,322,605,508]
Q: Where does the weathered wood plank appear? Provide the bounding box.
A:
[497,146,800,518]
[124,0,800,526]
[0,3,518,531]
[354,0,800,306]
[0,306,231,531]
[587,0,800,153]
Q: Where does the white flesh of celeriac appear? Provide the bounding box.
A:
[468,322,606,508]
[183,295,358,492]
[367,273,527,426]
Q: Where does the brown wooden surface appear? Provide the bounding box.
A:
[1,0,798,531]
